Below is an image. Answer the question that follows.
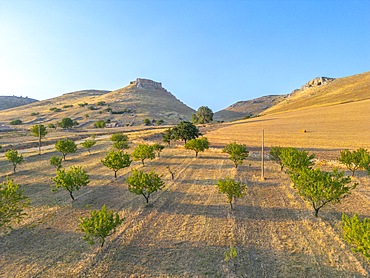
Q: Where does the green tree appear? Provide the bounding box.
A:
[55,139,77,160]
[94,120,106,128]
[48,123,56,130]
[79,204,124,248]
[152,143,165,158]
[290,168,356,217]
[172,121,201,144]
[217,177,247,210]
[101,150,132,178]
[52,166,89,200]
[162,128,176,146]
[0,177,29,233]
[81,139,96,154]
[339,148,370,176]
[30,124,48,155]
[143,118,151,126]
[279,147,315,173]
[5,149,24,173]
[132,144,155,166]
[192,106,214,124]
[110,133,129,142]
[50,155,63,170]
[58,117,75,129]
[342,213,370,259]
[222,142,249,168]
[269,146,284,171]
[9,119,22,125]
[185,137,209,158]
[126,169,165,204]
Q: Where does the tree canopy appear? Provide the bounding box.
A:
[192,106,214,124]
[55,139,77,160]
[172,121,201,144]
[81,139,96,154]
[217,177,247,210]
[339,148,370,176]
[279,147,315,173]
[132,144,155,166]
[185,137,209,157]
[58,117,75,129]
[31,124,48,154]
[5,149,24,173]
[101,150,132,178]
[222,142,249,168]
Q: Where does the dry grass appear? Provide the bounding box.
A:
[0,121,369,277]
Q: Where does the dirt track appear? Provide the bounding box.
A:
[0,136,369,277]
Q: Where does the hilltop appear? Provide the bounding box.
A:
[0,96,38,110]
[0,79,195,128]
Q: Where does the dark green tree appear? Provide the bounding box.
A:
[192,106,214,124]
[162,128,176,146]
[58,117,75,129]
[0,177,29,233]
[79,204,124,248]
[290,168,356,217]
[172,121,201,144]
[217,177,247,210]
[126,169,165,204]
[55,139,77,160]
[5,149,24,173]
[52,166,89,200]
[185,137,209,158]
[222,143,249,168]
[132,144,155,166]
[101,150,132,178]
[30,124,48,155]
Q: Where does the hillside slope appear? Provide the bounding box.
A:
[0,96,38,110]
[214,95,285,122]
[262,71,370,115]
[0,79,195,128]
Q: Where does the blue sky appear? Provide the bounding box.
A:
[0,0,369,111]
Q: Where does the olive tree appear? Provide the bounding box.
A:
[81,139,96,154]
[5,149,24,173]
[55,139,77,160]
[222,143,249,168]
[52,166,89,200]
[126,169,165,204]
[192,106,214,124]
[101,150,132,178]
[58,117,75,129]
[172,121,201,144]
[30,124,47,155]
[132,144,155,166]
[339,148,370,176]
[217,177,247,210]
[0,177,29,233]
[290,168,356,217]
[185,137,209,158]
[79,204,124,248]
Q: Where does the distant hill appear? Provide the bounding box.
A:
[0,96,38,110]
[0,80,195,128]
[214,95,285,122]
[262,71,370,115]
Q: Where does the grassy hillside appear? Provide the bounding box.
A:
[0,96,38,110]
[214,95,285,122]
[262,71,370,115]
[0,81,195,129]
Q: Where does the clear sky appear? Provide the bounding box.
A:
[0,0,369,111]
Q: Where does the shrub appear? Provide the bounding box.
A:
[58,117,74,129]
[62,104,73,108]
[30,112,39,116]
[9,119,22,125]
[143,118,151,126]
[79,204,124,248]
[94,120,106,128]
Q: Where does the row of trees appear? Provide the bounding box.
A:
[270,146,369,260]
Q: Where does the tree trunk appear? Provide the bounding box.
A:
[230,201,234,210]
[38,138,41,155]
[69,191,75,200]
[195,151,198,158]
[63,154,66,161]
[142,159,145,166]
[13,164,16,173]
[114,170,117,179]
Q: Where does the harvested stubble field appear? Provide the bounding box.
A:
[0,122,370,277]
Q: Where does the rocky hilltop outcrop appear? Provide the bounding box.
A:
[130,78,163,90]
[301,77,335,90]
[0,96,38,110]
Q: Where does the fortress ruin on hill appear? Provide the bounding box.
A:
[130,78,163,90]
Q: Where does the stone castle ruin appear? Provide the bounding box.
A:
[301,77,335,90]
[130,78,163,90]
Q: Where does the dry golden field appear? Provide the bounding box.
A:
[1,102,370,277]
